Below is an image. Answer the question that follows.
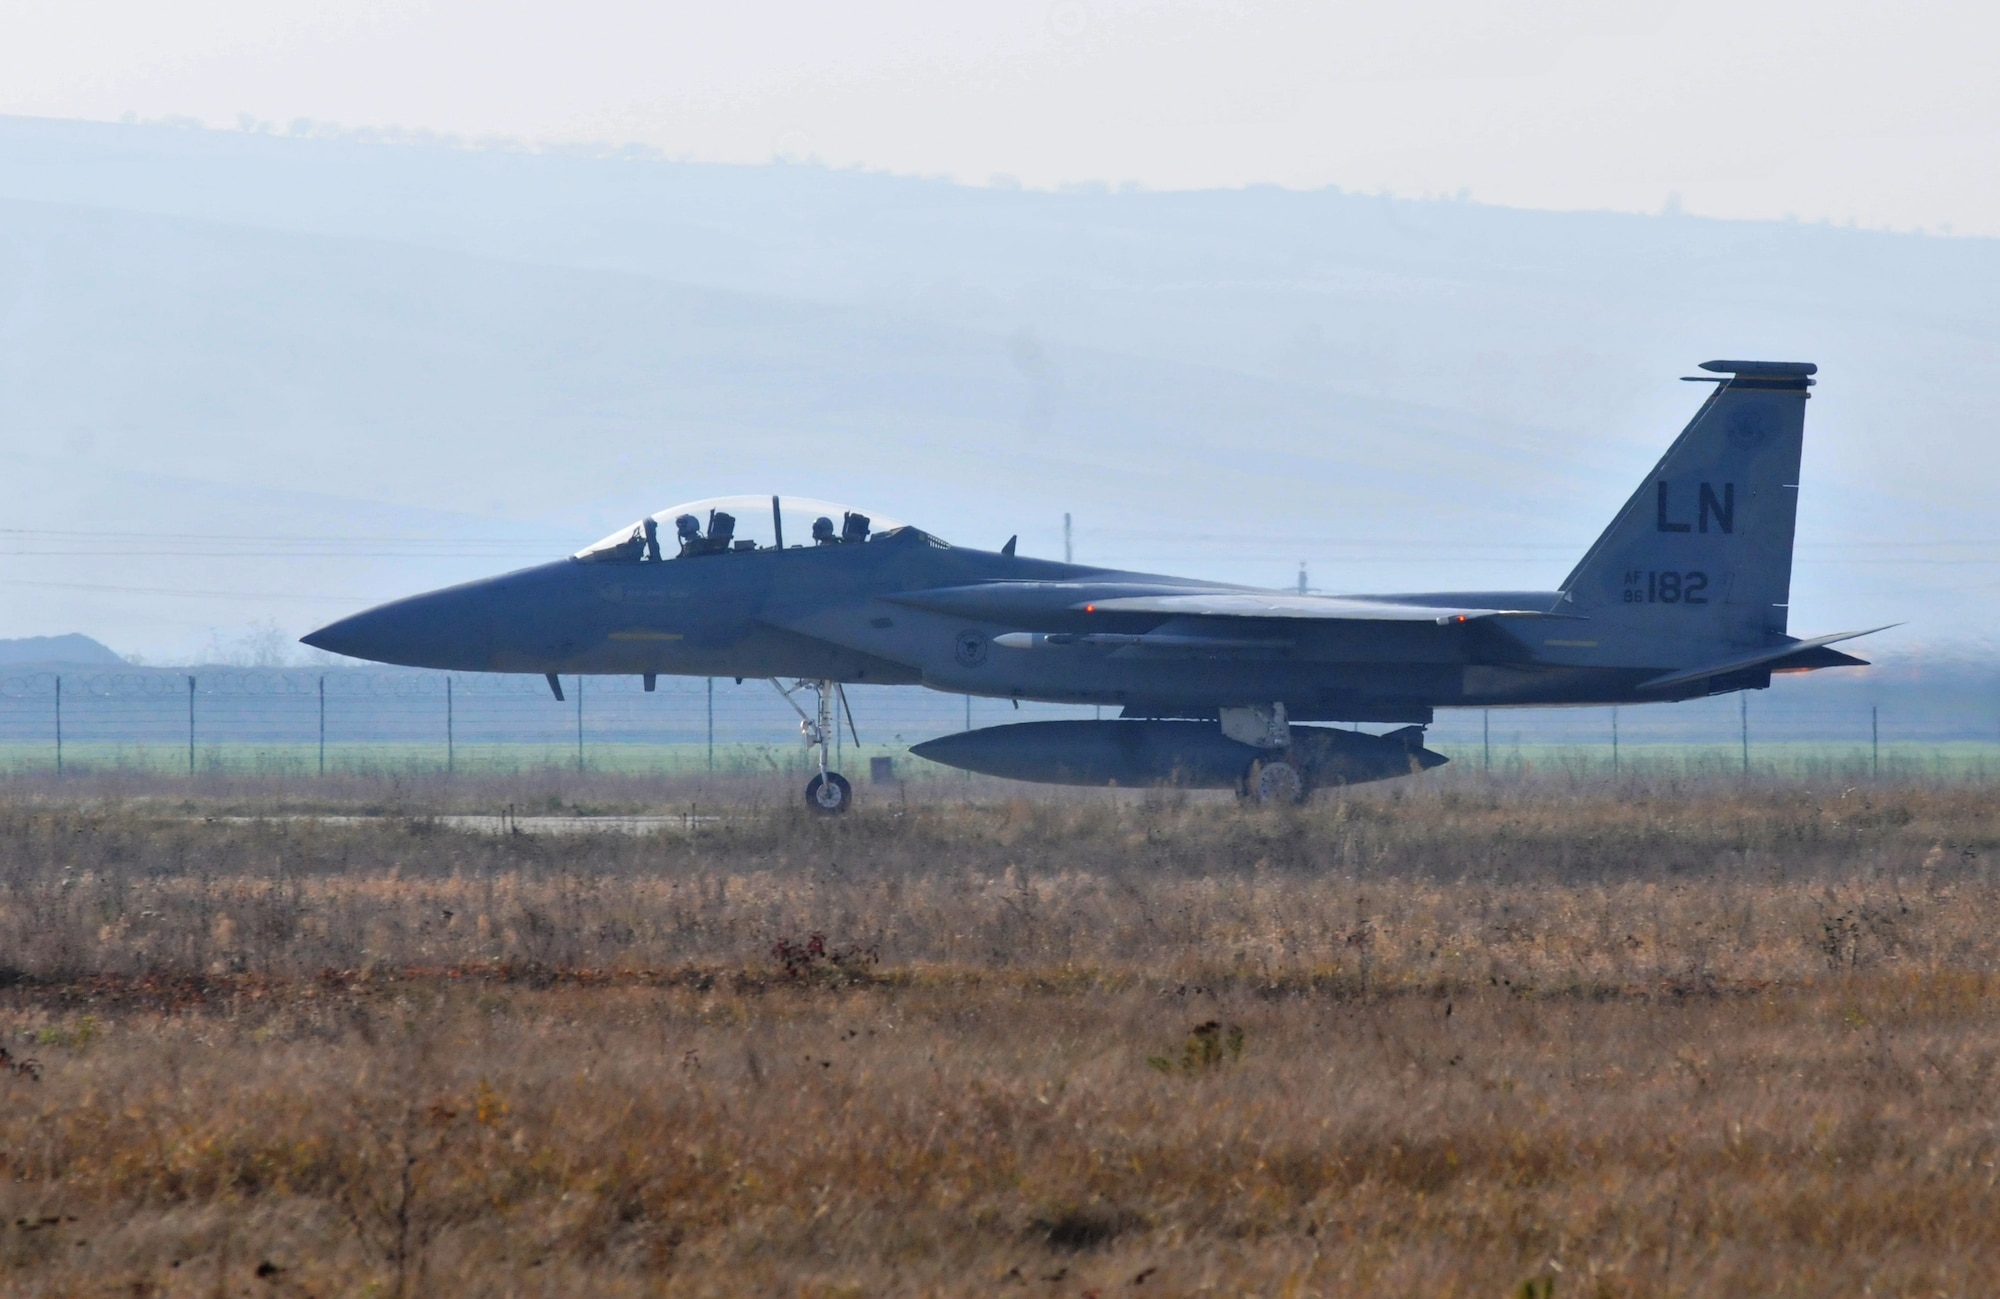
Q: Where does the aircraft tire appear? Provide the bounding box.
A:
[1246,759,1305,806]
[806,772,853,815]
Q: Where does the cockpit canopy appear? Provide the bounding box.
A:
[573,495,944,563]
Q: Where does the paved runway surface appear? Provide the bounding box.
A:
[215,814,716,835]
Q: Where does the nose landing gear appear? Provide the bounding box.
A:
[772,678,857,814]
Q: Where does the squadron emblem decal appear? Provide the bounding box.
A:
[954,630,989,667]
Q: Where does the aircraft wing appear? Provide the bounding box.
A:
[887,582,1551,626]
[1082,593,1520,622]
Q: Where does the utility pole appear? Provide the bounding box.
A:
[575,675,584,772]
[446,677,455,775]
[53,675,61,777]
[1482,709,1490,774]
[1872,704,1879,780]
[965,694,972,731]
[1611,706,1619,776]
[706,677,714,775]
[318,675,325,777]
[187,675,196,777]
[1063,513,1072,564]
[1297,563,1308,595]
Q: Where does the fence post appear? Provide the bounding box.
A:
[1611,706,1618,776]
[1482,709,1490,773]
[706,677,714,775]
[1872,704,1879,780]
[447,676,455,775]
[318,676,325,777]
[1740,692,1749,776]
[187,675,196,777]
[575,675,584,772]
[54,675,62,777]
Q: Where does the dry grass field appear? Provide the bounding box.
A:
[2,771,1999,1296]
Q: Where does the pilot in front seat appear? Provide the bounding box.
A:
[674,514,703,557]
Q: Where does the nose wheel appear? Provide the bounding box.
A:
[772,677,857,815]
[807,772,853,813]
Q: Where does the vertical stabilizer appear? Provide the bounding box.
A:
[1559,361,1813,660]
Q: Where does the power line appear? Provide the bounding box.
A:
[0,577,375,601]
[0,527,564,545]
[0,527,568,562]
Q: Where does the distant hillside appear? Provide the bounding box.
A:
[0,115,1994,660]
[0,634,123,666]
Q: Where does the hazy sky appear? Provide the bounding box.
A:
[3,0,1997,235]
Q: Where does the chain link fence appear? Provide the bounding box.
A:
[0,668,1103,779]
[0,663,1995,782]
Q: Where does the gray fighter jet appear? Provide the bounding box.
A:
[304,360,1880,810]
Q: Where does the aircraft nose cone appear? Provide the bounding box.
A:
[300,603,434,665]
[299,608,392,660]
[300,583,503,670]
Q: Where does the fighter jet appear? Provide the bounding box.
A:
[303,360,1879,811]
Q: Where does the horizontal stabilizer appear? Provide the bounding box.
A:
[1637,627,1891,691]
[1772,646,1870,672]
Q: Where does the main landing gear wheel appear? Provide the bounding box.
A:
[1245,759,1305,806]
[806,771,853,815]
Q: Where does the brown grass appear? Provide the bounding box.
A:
[2,779,1998,1296]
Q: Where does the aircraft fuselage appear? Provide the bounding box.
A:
[304,533,1739,724]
